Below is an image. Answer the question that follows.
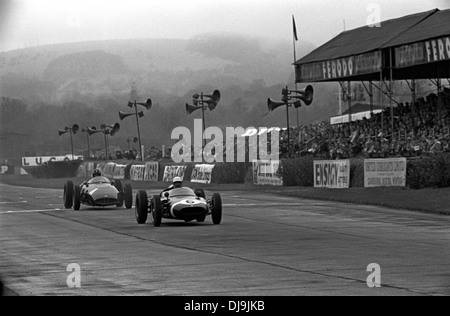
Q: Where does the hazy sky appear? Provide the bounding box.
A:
[1,0,449,52]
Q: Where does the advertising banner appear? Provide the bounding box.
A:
[22,155,83,166]
[252,160,283,186]
[144,162,159,182]
[191,164,215,184]
[162,166,187,182]
[395,36,450,68]
[297,51,381,82]
[130,165,146,181]
[364,158,407,187]
[314,160,350,189]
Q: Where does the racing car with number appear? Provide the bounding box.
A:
[134,187,222,226]
[63,177,133,210]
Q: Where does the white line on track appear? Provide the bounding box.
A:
[0,201,28,204]
[0,209,61,214]
[224,203,302,207]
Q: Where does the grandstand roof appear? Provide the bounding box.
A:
[295,9,450,83]
[297,9,437,65]
[384,9,450,47]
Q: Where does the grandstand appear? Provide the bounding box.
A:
[287,8,450,160]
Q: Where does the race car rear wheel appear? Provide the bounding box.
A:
[115,180,124,207]
[135,190,148,224]
[124,184,133,209]
[211,193,222,225]
[73,185,81,211]
[63,181,74,209]
[151,195,162,227]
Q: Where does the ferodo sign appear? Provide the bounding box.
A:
[22,155,83,166]
[395,36,450,68]
[314,160,350,189]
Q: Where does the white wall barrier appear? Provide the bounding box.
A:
[364,158,407,188]
[103,162,116,178]
[252,160,283,186]
[130,165,146,181]
[76,164,87,178]
[113,164,127,180]
[191,164,215,184]
[162,166,187,182]
[314,160,350,189]
[144,162,159,182]
[95,162,106,175]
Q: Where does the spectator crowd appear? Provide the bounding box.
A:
[280,88,450,159]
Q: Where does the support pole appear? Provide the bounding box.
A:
[348,81,352,123]
[134,101,143,161]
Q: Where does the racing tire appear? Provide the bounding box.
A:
[151,195,162,227]
[135,190,148,224]
[63,181,74,209]
[194,188,206,199]
[73,185,81,211]
[211,193,222,225]
[114,180,124,207]
[197,215,206,223]
[124,184,133,209]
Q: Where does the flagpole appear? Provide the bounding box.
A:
[293,15,300,129]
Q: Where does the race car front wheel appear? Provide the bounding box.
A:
[151,195,162,227]
[211,193,222,225]
[73,185,81,211]
[124,184,133,209]
[115,180,124,207]
[135,190,148,224]
[64,181,74,209]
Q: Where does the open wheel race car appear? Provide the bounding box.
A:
[63,177,133,210]
[134,187,222,226]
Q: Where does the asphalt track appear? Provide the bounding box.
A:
[0,183,449,296]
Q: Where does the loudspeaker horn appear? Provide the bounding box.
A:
[267,98,286,112]
[288,85,314,106]
[119,111,134,121]
[186,103,202,115]
[58,129,69,136]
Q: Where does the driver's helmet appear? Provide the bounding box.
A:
[92,168,102,178]
[172,176,182,188]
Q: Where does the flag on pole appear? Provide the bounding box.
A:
[292,15,298,41]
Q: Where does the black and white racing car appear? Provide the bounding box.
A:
[63,177,133,210]
[134,187,222,226]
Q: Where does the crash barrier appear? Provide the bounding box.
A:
[252,160,283,186]
[191,164,215,184]
[68,153,450,189]
[277,153,450,189]
[314,160,350,189]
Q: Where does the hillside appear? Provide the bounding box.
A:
[0,34,316,101]
[0,34,348,160]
